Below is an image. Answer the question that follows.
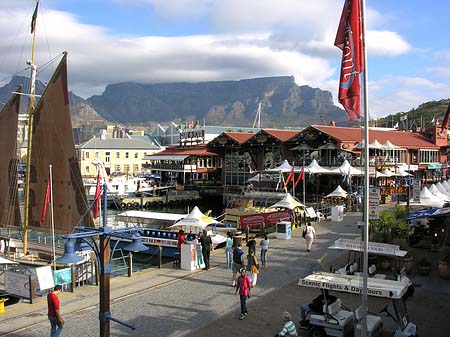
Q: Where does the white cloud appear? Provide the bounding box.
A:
[369,76,450,118]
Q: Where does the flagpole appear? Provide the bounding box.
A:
[361,0,370,335]
[292,161,295,198]
[49,164,56,272]
[303,161,306,207]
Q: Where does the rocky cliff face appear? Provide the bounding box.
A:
[88,76,347,127]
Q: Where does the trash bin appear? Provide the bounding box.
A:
[276,221,292,240]
[233,232,242,247]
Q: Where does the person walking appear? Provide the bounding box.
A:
[246,234,256,254]
[199,229,213,270]
[303,222,316,252]
[225,231,233,269]
[275,311,298,336]
[246,249,259,287]
[232,243,245,287]
[234,268,251,320]
[260,233,269,269]
[47,285,64,337]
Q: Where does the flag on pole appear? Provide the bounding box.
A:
[440,102,450,134]
[335,0,364,120]
[92,171,101,219]
[294,166,305,189]
[283,165,295,190]
[40,176,50,224]
[31,1,39,34]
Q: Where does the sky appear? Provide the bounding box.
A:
[0,0,449,119]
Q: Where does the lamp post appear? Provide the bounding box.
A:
[56,184,147,337]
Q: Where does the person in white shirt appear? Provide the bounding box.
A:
[304,222,316,252]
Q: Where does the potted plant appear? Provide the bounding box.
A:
[416,257,432,276]
[438,246,450,280]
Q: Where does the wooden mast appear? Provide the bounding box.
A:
[23,0,39,254]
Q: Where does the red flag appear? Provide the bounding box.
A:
[283,165,295,190]
[294,166,305,189]
[335,0,364,120]
[40,176,50,224]
[92,171,101,219]
[440,101,450,134]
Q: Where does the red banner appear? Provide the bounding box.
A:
[92,171,101,219]
[335,0,364,120]
[239,210,292,229]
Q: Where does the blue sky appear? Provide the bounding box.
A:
[1,0,449,120]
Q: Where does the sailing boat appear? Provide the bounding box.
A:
[26,52,93,235]
[0,1,93,259]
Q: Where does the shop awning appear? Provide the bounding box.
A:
[146,154,189,161]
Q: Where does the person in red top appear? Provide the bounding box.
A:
[47,285,64,337]
[234,268,251,320]
[177,229,186,248]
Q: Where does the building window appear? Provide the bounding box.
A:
[125,152,129,159]
[116,152,120,159]
[106,151,110,163]
[86,166,90,173]
[134,152,138,159]
[115,165,121,172]
[124,165,130,173]
[134,164,139,172]
[86,151,89,159]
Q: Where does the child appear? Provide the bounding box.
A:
[234,268,251,320]
[275,311,298,336]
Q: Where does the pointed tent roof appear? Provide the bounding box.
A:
[429,184,450,202]
[305,159,334,174]
[265,159,293,173]
[442,180,450,193]
[325,185,348,198]
[383,140,402,150]
[420,187,445,208]
[381,169,394,177]
[336,159,364,176]
[370,139,384,149]
[436,182,450,197]
[170,206,219,230]
[268,193,304,210]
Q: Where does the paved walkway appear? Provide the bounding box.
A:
[1,212,449,336]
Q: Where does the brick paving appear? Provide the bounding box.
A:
[1,212,450,337]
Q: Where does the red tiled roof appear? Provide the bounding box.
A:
[224,132,255,144]
[313,125,439,149]
[263,129,300,142]
[151,146,218,156]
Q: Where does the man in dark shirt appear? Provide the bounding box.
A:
[199,229,213,270]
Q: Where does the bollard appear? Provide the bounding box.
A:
[128,253,133,277]
[0,298,8,314]
[158,246,163,269]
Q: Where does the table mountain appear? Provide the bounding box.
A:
[87,76,348,127]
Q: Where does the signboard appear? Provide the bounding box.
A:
[330,238,406,257]
[5,271,33,298]
[412,179,421,202]
[369,187,380,220]
[239,210,292,229]
[35,266,55,290]
[299,272,406,299]
[54,268,72,285]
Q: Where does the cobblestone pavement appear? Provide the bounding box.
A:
[3,212,449,337]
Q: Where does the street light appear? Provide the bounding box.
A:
[56,184,146,337]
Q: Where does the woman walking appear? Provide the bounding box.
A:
[304,222,316,252]
[225,231,233,269]
[246,250,259,287]
[234,268,251,320]
[260,233,269,269]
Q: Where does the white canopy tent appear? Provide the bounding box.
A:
[324,185,348,198]
[381,168,394,177]
[305,159,335,175]
[420,187,446,208]
[436,182,450,197]
[268,193,304,209]
[429,184,450,202]
[332,159,364,176]
[442,180,450,194]
[265,160,293,173]
[169,206,220,231]
[383,140,401,150]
